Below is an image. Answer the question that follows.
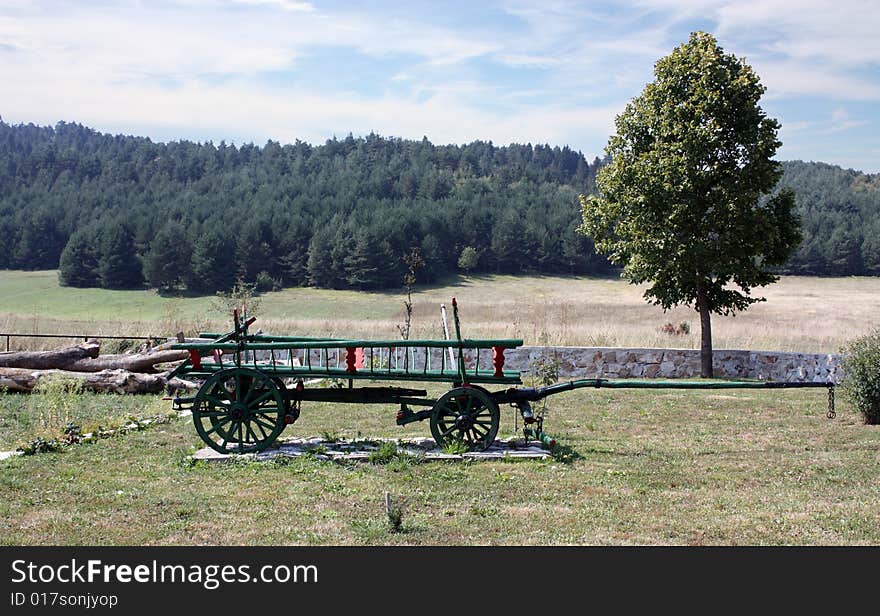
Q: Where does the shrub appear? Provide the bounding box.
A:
[841,330,880,424]
[254,271,281,293]
[660,322,690,336]
[210,280,262,318]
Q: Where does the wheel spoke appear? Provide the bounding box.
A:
[199,407,230,417]
[440,424,459,438]
[244,421,258,444]
[254,410,280,424]
[248,389,274,407]
[244,377,267,403]
[205,390,231,406]
[204,417,232,436]
[253,419,269,440]
[252,416,276,433]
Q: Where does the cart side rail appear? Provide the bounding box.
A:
[172,338,522,351]
[169,337,524,385]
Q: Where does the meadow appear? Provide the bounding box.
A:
[0,270,877,353]
[1,270,879,545]
[1,385,878,545]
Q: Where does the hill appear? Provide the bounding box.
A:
[0,120,878,291]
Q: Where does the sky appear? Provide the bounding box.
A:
[1,0,878,172]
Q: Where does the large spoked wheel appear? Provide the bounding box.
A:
[193,367,286,454]
[430,387,500,452]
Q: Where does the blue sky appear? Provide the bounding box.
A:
[2,0,878,172]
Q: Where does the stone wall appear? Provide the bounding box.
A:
[254,345,842,383]
[501,346,842,383]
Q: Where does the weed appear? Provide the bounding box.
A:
[32,376,82,434]
[368,441,399,464]
[18,437,64,456]
[529,352,562,387]
[529,352,562,420]
[350,518,388,542]
[441,439,470,455]
[470,504,498,517]
[320,430,341,443]
[384,491,405,533]
[660,322,691,336]
[549,442,582,464]
[304,444,328,457]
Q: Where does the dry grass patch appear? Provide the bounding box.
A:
[1,271,878,352]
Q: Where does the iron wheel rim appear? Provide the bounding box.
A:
[430,387,499,452]
[193,367,286,454]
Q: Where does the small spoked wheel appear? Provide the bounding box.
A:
[430,387,500,452]
[193,367,286,454]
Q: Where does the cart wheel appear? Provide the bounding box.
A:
[430,387,500,452]
[193,367,286,454]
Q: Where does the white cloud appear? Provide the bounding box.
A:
[755,60,880,102]
[1,0,878,171]
[228,0,314,11]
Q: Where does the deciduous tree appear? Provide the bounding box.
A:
[578,32,801,377]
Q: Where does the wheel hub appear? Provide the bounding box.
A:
[230,403,248,420]
[455,413,474,430]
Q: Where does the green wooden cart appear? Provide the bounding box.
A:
[169,298,836,455]
[169,298,531,454]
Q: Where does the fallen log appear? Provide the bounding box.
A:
[0,341,100,369]
[0,343,187,373]
[65,349,190,373]
[0,367,198,394]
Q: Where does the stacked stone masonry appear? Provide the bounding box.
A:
[252,345,841,383]
[506,347,842,383]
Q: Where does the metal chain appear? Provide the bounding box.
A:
[513,404,518,435]
[827,386,836,419]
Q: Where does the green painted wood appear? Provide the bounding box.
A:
[564,378,832,389]
[198,332,344,343]
[172,338,522,351]
[180,364,523,384]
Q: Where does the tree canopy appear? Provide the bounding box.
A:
[578,31,802,376]
[0,116,877,294]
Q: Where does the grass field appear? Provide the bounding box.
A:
[1,270,878,352]
[2,269,879,545]
[1,386,878,545]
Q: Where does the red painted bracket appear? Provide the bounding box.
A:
[345,347,358,373]
[492,346,505,377]
[189,349,202,370]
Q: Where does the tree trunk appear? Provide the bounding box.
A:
[65,349,189,373]
[0,341,100,369]
[696,282,714,378]
[0,343,187,373]
[0,367,198,394]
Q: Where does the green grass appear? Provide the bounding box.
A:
[2,386,878,545]
[0,270,411,323]
[2,270,878,543]
[0,386,170,450]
